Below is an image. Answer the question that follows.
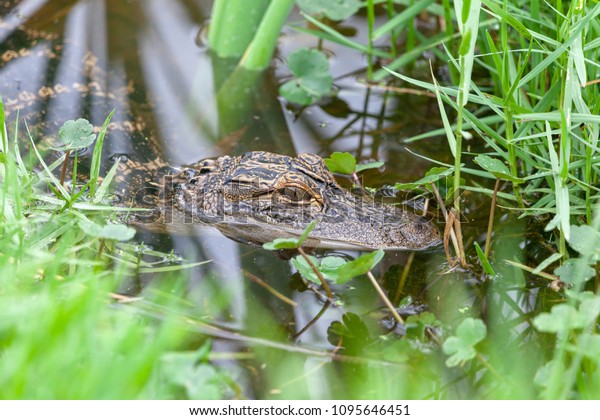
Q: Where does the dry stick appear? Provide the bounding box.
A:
[484,179,501,258]
[443,210,457,265]
[243,269,297,308]
[297,246,333,299]
[59,149,71,188]
[451,208,467,268]
[364,83,437,98]
[584,78,600,87]
[430,182,461,263]
[293,300,331,341]
[367,271,404,325]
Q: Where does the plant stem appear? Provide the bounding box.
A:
[385,0,397,56]
[59,150,70,188]
[241,0,295,71]
[297,246,333,299]
[392,252,414,306]
[367,271,404,325]
[208,0,271,58]
[484,179,500,258]
[244,269,297,307]
[505,107,524,207]
[293,300,331,340]
[366,0,375,80]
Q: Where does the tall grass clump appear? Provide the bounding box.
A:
[0,98,226,399]
[385,1,599,266]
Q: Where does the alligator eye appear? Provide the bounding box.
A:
[279,186,313,204]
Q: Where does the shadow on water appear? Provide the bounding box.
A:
[0,0,561,398]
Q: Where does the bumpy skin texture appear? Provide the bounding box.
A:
[165,152,441,251]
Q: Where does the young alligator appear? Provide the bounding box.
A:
[1,4,440,251]
[126,152,441,251]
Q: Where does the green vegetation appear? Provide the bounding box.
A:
[0,111,226,398]
[2,0,600,400]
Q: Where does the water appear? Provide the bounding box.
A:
[0,0,557,398]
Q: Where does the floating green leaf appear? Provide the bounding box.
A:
[297,0,361,21]
[78,220,136,241]
[279,48,333,105]
[262,220,317,250]
[53,118,97,151]
[443,317,487,367]
[324,151,356,175]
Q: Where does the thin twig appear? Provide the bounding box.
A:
[297,246,333,299]
[430,182,461,262]
[583,78,600,87]
[484,178,500,258]
[244,269,297,307]
[59,149,71,188]
[452,209,468,268]
[293,300,331,340]
[443,209,457,265]
[363,83,437,98]
[367,271,404,325]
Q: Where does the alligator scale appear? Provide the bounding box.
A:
[1,3,440,251]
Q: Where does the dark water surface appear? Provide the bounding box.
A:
[1,0,555,398]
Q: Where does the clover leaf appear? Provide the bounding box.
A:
[324,151,356,174]
[53,118,97,151]
[279,48,333,106]
[442,317,487,367]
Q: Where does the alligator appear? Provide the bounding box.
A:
[1,3,440,251]
[126,151,441,251]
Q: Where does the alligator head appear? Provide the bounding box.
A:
[164,152,440,251]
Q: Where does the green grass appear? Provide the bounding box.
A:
[2,0,600,400]
[0,106,233,399]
